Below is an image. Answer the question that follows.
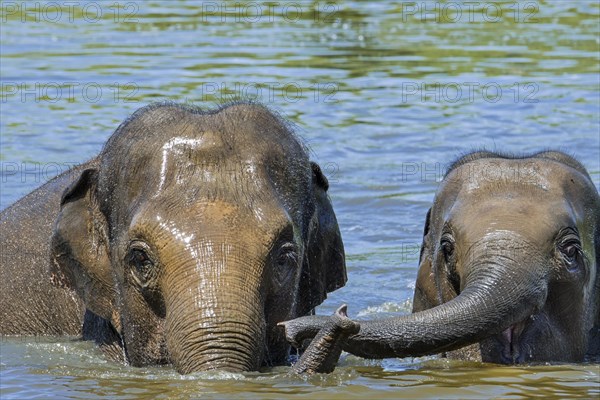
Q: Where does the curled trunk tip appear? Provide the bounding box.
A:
[291,304,360,374]
[335,304,348,318]
[333,304,360,335]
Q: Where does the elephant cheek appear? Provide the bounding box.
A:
[121,288,168,366]
[263,290,301,364]
[163,277,267,373]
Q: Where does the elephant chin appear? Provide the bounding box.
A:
[482,310,555,364]
[500,318,530,363]
[487,317,532,364]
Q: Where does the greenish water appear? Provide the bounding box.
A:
[1,1,599,398]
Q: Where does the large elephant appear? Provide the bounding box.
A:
[281,151,600,364]
[0,102,346,373]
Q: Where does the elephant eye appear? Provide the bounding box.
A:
[277,244,298,268]
[273,243,298,285]
[131,249,150,266]
[564,244,578,259]
[440,234,455,262]
[128,245,155,282]
[559,237,582,272]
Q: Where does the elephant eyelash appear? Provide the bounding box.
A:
[563,242,581,257]
[127,243,158,283]
[277,252,298,267]
[441,241,454,256]
[271,243,299,287]
[276,245,299,267]
[129,249,150,265]
[440,233,456,262]
[560,242,582,266]
[556,232,584,273]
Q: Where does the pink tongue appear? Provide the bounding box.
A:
[502,326,513,343]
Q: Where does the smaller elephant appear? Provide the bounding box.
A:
[281,151,600,365]
[1,102,347,373]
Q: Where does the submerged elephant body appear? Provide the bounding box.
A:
[0,163,90,336]
[283,151,600,365]
[1,102,346,373]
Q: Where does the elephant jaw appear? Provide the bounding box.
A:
[497,316,532,364]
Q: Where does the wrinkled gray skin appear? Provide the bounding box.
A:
[281,304,359,374]
[1,166,88,335]
[0,102,347,373]
[282,151,600,364]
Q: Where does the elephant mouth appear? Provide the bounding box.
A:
[497,316,532,364]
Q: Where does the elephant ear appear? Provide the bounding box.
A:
[412,208,438,312]
[413,207,460,312]
[297,162,347,317]
[50,168,119,331]
[588,208,600,357]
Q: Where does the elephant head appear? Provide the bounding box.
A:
[50,102,346,373]
[410,151,600,363]
[281,151,599,364]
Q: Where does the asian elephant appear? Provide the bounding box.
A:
[281,151,600,365]
[0,102,346,373]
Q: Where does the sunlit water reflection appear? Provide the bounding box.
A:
[1,1,599,398]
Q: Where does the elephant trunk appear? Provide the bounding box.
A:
[285,253,548,360]
[164,257,266,373]
[347,256,549,358]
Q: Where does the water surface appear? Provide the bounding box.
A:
[1,1,599,398]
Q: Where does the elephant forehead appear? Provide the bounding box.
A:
[100,105,308,194]
[107,134,304,207]
[152,134,270,193]
[131,198,292,242]
[131,125,289,168]
[445,159,554,193]
[444,157,597,197]
[107,103,305,165]
[449,195,570,242]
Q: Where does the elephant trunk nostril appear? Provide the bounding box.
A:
[174,343,262,373]
[176,351,258,374]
